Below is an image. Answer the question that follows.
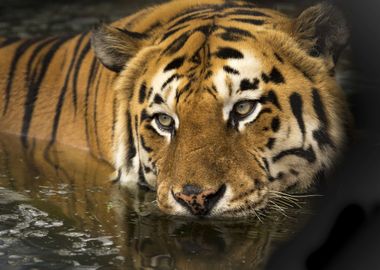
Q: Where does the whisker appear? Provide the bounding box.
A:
[253,209,263,223]
[270,190,323,199]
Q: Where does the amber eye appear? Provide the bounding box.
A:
[233,100,258,118]
[155,113,174,131]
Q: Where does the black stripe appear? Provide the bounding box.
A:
[168,7,214,26]
[260,90,282,111]
[162,31,191,55]
[140,109,151,122]
[111,96,117,143]
[232,18,265,25]
[266,138,276,149]
[140,136,153,153]
[139,82,147,104]
[84,58,99,147]
[223,66,240,75]
[153,94,165,104]
[262,67,285,84]
[3,37,45,116]
[220,26,254,39]
[254,108,272,123]
[227,9,270,17]
[26,37,59,86]
[161,25,189,42]
[240,78,259,91]
[93,71,103,156]
[263,157,276,181]
[126,112,137,167]
[116,27,148,39]
[69,33,88,114]
[289,93,306,140]
[292,63,314,82]
[274,53,284,63]
[48,35,87,146]
[145,124,161,136]
[312,88,328,126]
[72,38,91,115]
[216,47,244,59]
[0,37,21,48]
[161,74,180,90]
[21,36,72,147]
[312,88,335,149]
[205,87,217,100]
[272,146,316,163]
[271,117,280,132]
[169,13,211,30]
[164,56,185,72]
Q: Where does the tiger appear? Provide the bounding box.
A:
[0,0,350,217]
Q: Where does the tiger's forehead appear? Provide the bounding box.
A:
[143,37,281,111]
[136,8,292,111]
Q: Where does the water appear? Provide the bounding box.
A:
[0,133,315,269]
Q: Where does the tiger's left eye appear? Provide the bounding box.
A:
[233,100,258,118]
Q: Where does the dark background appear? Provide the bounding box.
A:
[267,0,380,270]
[1,0,380,269]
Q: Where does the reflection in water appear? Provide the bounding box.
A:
[0,133,314,269]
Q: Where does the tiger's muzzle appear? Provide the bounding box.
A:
[172,184,226,216]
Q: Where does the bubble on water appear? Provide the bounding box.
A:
[56,249,77,257]
[0,214,18,222]
[9,229,21,235]
[18,204,48,219]
[8,254,23,260]
[91,247,119,257]
[72,241,87,249]
[33,220,47,227]
[25,230,48,238]
[113,256,125,262]
[59,231,88,238]
[84,236,114,247]
[32,257,43,263]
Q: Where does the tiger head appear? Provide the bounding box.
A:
[91,1,349,217]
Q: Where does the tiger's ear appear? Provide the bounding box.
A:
[91,24,148,73]
[293,2,349,65]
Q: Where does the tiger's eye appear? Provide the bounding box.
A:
[157,114,174,128]
[234,101,256,117]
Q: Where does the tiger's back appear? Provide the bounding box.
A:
[0,0,237,161]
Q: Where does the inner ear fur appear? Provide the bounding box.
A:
[91,24,148,73]
[293,2,349,65]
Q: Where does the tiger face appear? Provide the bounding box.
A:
[92,1,349,217]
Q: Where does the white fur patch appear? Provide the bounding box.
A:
[147,69,182,142]
[213,53,264,131]
[210,185,234,216]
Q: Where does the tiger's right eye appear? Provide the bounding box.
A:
[155,113,174,131]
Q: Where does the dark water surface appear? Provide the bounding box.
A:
[0,0,353,269]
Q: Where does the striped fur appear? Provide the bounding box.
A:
[0,0,350,217]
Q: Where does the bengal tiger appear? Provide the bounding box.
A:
[0,0,350,217]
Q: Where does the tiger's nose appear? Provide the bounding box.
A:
[172,184,226,216]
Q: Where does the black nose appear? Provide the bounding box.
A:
[172,184,226,216]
